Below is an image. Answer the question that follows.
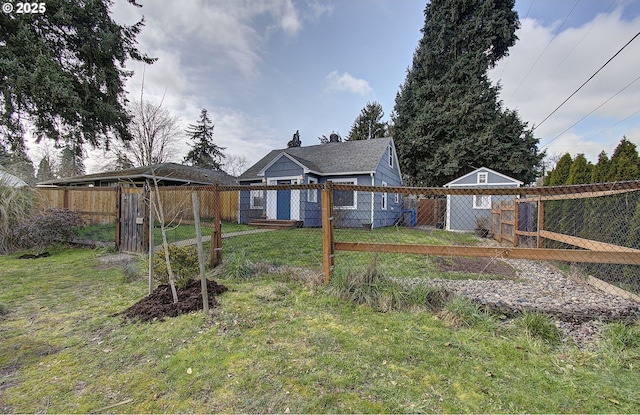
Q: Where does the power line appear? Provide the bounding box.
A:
[507,0,581,101]
[540,74,640,148]
[534,29,640,131]
[523,0,617,103]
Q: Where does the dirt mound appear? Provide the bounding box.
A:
[117,279,228,322]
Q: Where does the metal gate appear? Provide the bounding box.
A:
[117,187,148,253]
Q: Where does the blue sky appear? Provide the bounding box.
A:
[76,0,640,175]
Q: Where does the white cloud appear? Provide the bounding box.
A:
[324,70,373,95]
[490,7,640,163]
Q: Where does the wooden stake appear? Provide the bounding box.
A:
[148,190,154,295]
[192,192,209,315]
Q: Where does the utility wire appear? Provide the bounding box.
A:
[507,0,580,101]
[540,74,640,148]
[523,0,616,103]
[534,29,640,131]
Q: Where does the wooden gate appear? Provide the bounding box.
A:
[116,186,148,253]
[417,198,446,226]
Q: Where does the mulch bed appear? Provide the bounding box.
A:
[434,256,517,278]
[117,279,228,323]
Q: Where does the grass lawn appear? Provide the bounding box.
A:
[76,221,253,246]
[1,247,639,413]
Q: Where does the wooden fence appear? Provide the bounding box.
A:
[36,186,239,225]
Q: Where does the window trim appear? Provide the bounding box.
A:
[388,143,394,168]
[381,181,388,210]
[477,172,488,184]
[332,178,358,210]
[308,177,318,203]
[249,184,264,209]
[473,195,491,209]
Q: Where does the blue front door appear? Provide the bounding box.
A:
[277,180,291,220]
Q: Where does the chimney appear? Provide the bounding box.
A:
[329,133,340,143]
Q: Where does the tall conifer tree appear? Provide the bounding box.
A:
[392,0,543,186]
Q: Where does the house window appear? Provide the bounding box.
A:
[308,178,318,203]
[473,195,491,209]
[394,193,400,204]
[250,185,264,209]
[388,143,394,168]
[381,181,387,210]
[333,178,357,209]
[478,172,488,184]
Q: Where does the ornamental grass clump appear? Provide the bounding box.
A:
[0,181,34,253]
[328,256,405,312]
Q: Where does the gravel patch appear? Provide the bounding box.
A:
[398,251,639,347]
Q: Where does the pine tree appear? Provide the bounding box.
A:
[0,0,155,150]
[547,153,573,186]
[607,137,639,181]
[183,109,226,170]
[58,144,85,178]
[392,0,542,186]
[346,102,388,141]
[36,157,56,182]
[591,151,611,183]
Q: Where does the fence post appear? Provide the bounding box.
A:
[192,192,209,315]
[322,181,334,284]
[210,184,223,268]
[148,190,154,295]
[513,199,519,247]
[537,197,545,248]
[115,184,122,251]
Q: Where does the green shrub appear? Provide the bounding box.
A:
[515,312,562,344]
[153,245,199,290]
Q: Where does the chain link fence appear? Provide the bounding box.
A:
[134,181,640,316]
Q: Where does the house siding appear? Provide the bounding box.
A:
[445,168,521,232]
[371,149,403,228]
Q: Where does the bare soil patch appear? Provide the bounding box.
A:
[117,279,228,322]
[434,256,517,278]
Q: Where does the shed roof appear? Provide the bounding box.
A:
[0,169,28,187]
[239,137,394,181]
[37,163,237,187]
[444,166,523,187]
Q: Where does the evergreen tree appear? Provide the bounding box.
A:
[183,109,226,170]
[547,153,573,186]
[0,144,35,185]
[36,157,56,182]
[0,0,155,150]
[591,151,611,183]
[566,154,593,185]
[607,137,639,181]
[392,0,542,186]
[346,101,388,141]
[58,144,85,178]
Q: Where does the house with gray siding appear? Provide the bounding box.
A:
[237,137,403,228]
[444,167,522,232]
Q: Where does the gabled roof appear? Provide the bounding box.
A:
[444,166,523,187]
[239,137,395,181]
[37,163,237,187]
[0,169,28,187]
